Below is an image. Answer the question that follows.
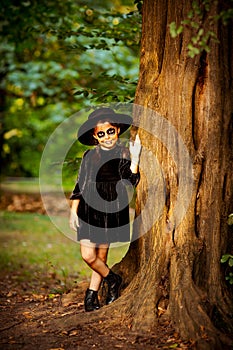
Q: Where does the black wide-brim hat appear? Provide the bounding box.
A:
[78,107,132,146]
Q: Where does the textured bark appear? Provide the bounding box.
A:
[115,0,233,349]
[63,1,232,348]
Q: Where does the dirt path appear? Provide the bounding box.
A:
[0,276,191,350]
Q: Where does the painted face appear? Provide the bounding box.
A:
[93,122,120,150]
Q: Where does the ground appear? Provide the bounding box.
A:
[0,276,189,350]
[0,192,193,349]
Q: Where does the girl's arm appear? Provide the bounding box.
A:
[129,134,141,174]
[130,160,139,174]
[71,198,80,213]
[69,150,91,231]
[120,138,141,187]
[69,199,80,231]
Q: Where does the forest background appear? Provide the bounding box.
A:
[0,2,146,348]
[0,0,141,186]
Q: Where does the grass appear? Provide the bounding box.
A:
[0,177,73,193]
[0,211,129,294]
[0,178,40,193]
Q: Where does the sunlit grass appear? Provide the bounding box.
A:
[0,177,77,196]
[0,211,129,293]
[0,178,40,193]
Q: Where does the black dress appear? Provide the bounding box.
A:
[70,143,140,244]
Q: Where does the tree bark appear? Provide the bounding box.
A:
[115,0,233,348]
[58,1,232,348]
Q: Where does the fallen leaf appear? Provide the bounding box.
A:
[69,330,79,336]
[61,330,68,335]
[157,306,166,316]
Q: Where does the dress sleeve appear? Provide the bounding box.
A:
[70,150,90,200]
[119,147,140,187]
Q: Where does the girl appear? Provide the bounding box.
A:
[69,108,141,311]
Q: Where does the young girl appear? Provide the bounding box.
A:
[69,108,141,311]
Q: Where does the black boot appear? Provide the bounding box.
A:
[84,289,100,312]
[104,270,122,305]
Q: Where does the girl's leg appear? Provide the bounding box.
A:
[80,240,122,309]
[80,240,109,311]
[80,240,110,278]
[89,245,109,291]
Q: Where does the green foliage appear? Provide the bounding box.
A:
[134,0,143,14]
[221,254,233,284]
[227,213,233,226]
[221,214,233,285]
[215,5,233,25]
[169,0,233,58]
[0,0,141,177]
[221,254,233,266]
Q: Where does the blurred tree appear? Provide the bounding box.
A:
[0,0,141,177]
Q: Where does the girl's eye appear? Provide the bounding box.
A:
[107,128,116,135]
[96,128,116,138]
[96,131,105,138]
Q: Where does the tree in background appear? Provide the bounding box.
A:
[0,0,140,177]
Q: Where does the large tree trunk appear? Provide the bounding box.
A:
[115,0,233,348]
[56,1,233,348]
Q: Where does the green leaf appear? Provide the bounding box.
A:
[187,10,194,19]
[227,213,233,226]
[229,258,233,267]
[49,293,56,299]
[197,28,204,37]
[187,43,200,57]
[226,273,233,284]
[169,22,178,38]
[191,36,199,44]
[181,19,191,26]
[177,25,183,35]
[221,254,232,263]
[190,21,199,29]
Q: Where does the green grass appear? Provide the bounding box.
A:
[0,178,40,193]
[0,211,129,294]
[0,177,73,193]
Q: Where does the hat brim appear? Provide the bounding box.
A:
[78,112,132,146]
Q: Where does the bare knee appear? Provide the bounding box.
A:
[97,248,108,264]
[81,248,97,266]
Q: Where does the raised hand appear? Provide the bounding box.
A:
[129,134,142,164]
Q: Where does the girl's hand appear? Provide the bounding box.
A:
[69,210,79,231]
[129,134,141,164]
